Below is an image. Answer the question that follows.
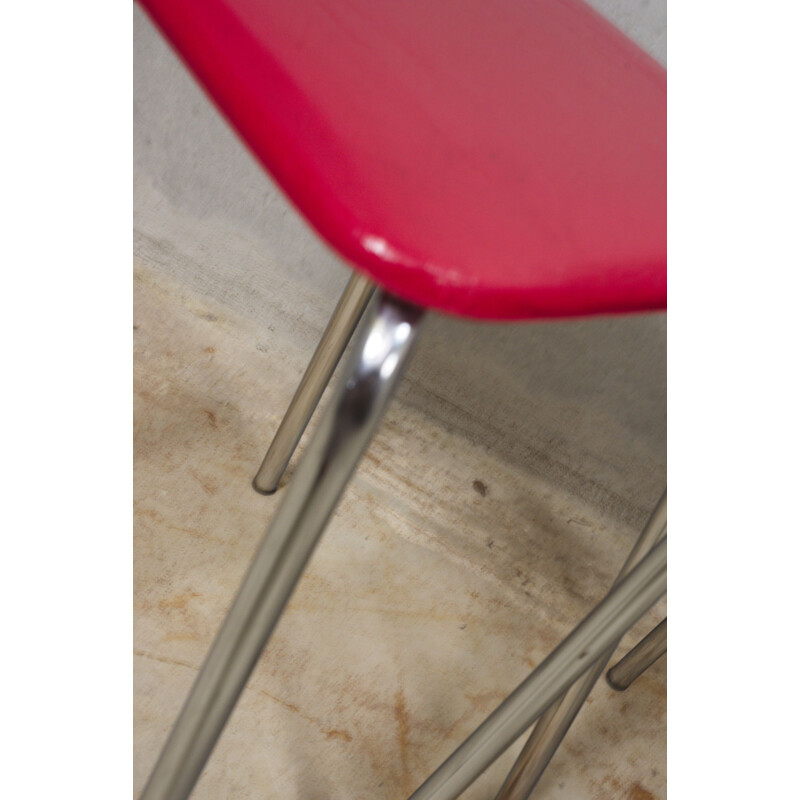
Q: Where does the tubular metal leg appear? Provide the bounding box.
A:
[607,618,667,691]
[494,491,667,800]
[253,270,375,494]
[407,536,667,800]
[141,291,424,800]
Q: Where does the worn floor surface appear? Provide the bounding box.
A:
[134,3,666,798]
[133,264,666,800]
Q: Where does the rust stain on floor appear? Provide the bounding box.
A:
[157,592,201,612]
[629,783,657,800]
[325,729,353,743]
[188,467,219,496]
[394,688,413,794]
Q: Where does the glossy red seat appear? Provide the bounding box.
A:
[137,1,666,798]
[140,0,665,321]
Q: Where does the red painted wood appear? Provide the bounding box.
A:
[139,0,666,320]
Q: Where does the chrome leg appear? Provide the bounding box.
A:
[407,536,667,800]
[607,618,667,691]
[253,270,375,494]
[493,491,667,800]
[141,291,424,800]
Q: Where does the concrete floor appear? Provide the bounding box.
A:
[134,3,667,798]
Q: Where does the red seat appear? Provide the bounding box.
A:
[140,0,665,320]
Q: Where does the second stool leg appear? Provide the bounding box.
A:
[607,618,667,691]
[253,270,375,494]
[407,537,668,800]
[494,491,667,800]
